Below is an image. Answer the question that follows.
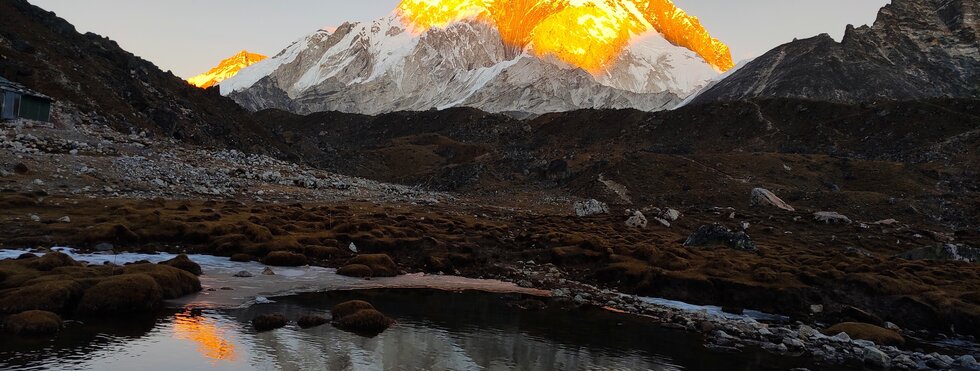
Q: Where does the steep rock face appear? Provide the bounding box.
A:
[0,0,286,153]
[691,0,979,104]
[223,15,715,115]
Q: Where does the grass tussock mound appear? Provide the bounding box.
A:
[77,274,163,314]
[3,310,62,336]
[335,309,394,335]
[159,254,203,276]
[337,264,373,278]
[348,254,399,277]
[297,314,329,329]
[0,254,202,318]
[252,313,288,332]
[331,300,375,320]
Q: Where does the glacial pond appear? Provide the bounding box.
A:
[0,249,845,370]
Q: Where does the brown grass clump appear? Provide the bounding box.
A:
[348,254,399,277]
[331,300,376,320]
[3,310,62,336]
[76,274,163,314]
[159,254,202,276]
[122,264,202,299]
[0,279,85,314]
[252,313,288,332]
[337,264,373,278]
[335,309,395,335]
[824,322,905,346]
[263,251,308,267]
[297,314,329,329]
[27,252,80,271]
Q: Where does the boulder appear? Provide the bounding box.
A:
[252,313,288,332]
[625,211,648,228]
[233,270,253,278]
[335,309,394,336]
[863,347,891,368]
[348,254,399,277]
[684,224,758,252]
[263,251,308,267]
[574,199,609,217]
[297,315,329,329]
[814,211,852,224]
[3,310,62,336]
[159,254,203,276]
[824,322,905,346]
[337,264,373,278]
[750,188,795,211]
[331,300,376,320]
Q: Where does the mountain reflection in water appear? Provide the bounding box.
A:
[173,308,238,363]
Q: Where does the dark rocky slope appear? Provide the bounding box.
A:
[257,99,980,229]
[691,0,979,104]
[0,0,289,153]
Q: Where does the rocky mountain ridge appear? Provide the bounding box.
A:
[221,14,719,115]
[690,0,980,104]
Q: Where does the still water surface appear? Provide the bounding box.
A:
[0,289,826,371]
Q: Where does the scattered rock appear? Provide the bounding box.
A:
[262,251,308,267]
[13,162,29,174]
[233,271,253,278]
[684,224,758,252]
[57,216,71,223]
[29,214,40,222]
[824,322,905,346]
[625,211,648,228]
[93,243,114,252]
[750,188,795,211]
[348,242,358,253]
[956,355,978,369]
[574,199,609,217]
[3,310,62,336]
[863,347,891,368]
[159,254,203,276]
[813,211,852,224]
[874,219,899,226]
[297,314,329,329]
[252,314,288,332]
[261,267,276,276]
[896,244,979,263]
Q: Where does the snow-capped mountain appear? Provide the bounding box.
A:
[221,11,721,115]
[187,50,267,89]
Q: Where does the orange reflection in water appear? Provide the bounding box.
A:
[173,309,238,363]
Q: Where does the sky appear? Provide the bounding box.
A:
[31,0,890,78]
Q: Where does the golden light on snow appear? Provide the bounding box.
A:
[188,50,267,89]
[397,0,733,73]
